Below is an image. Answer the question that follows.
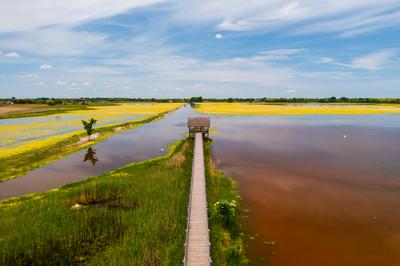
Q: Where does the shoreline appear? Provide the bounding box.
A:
[0,106,180,182]
[0,138,247,264]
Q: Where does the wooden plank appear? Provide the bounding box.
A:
[184,132,211,266]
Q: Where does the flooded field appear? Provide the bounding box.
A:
[0,106,193,199]
[0,103,180,153]
[211,114,400,266]
[2,105,400,265]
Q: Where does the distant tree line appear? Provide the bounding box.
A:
[1,96,400,105]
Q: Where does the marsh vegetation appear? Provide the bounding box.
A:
[0,140,192,265]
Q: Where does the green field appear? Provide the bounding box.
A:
[0,139,246,265]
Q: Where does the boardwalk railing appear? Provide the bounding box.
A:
[183,133,211,265]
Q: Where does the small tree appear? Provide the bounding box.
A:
[82,118,97,139]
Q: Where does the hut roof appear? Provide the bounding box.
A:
[187,117,210,127]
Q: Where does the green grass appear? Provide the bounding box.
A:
[0,140,192,265]
[0,138,247,264]
[0,112,167,182]
[205,140,248,265]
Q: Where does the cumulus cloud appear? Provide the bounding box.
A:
[57,81,66,86]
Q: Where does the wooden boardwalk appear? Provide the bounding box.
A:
[184,132,211,265]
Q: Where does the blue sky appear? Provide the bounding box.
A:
[0,0,399,98]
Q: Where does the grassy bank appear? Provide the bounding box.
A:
[0,138,247,264]
[195,102,400,115]
[205,140,248,265]
[0,140,192,265]
[0,111,171,182]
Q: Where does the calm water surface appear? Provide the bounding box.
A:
[0,113,147,148]
[0,106,196,199]
[1,108,400,266]
[210,114,400,266]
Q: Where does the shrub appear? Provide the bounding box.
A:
[211,200,237,227]
[46,99,56,105]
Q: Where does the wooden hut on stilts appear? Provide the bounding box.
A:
[187,117,210,139]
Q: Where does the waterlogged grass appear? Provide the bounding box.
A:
[195,102,400,115]
[205,140,248,265]
[0,140,192,265]
[0,103,182,152]
[0,112,170,182]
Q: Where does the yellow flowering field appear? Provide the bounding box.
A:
[195,103,400,115]
[0,103,181,156]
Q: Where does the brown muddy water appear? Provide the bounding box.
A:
[210,114,400,266]
[0,106,196,199]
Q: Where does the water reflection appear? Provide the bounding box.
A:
[83,147,98,165]
[0,106,197,199]
[210,114,400,266]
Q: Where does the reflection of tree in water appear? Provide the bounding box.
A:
[83,147,99,165]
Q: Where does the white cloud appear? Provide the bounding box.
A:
[14,73,38,78]
[33,81,46,86]
[57,81,66,86]
[0,0,164,33]
[257,49,305,61]
[39,64,53,69]
[317,51,394,71]
[81,82,92,86]
[319,57,335,64]
[172,1,400,37]
[348,51,393,70]
[295,7,400,37]
[4,52,20,58]
[285,89,296,93]
[215,33,223,39]
[0,27,107,55]
[301,71,353,80]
